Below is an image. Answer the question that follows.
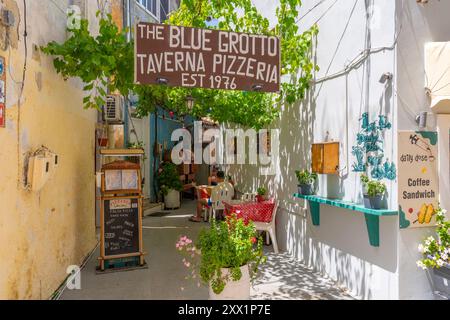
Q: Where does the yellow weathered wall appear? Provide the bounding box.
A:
[111,0,124,31]
[0,0,99,299]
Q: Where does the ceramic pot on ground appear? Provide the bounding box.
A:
[298,184,314,196]
[164,189,180,210]
[209,265,250,300]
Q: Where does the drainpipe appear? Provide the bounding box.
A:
[126,0,132,41]
[123,0,132,145]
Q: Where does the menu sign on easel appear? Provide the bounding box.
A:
[398,131,439,229]
[98,157,145,271]
[104,198,140,257]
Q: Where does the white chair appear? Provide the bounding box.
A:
[241,193,256,202]
[223,181,235,199]
[253,201,279,254]
[208,182,233,222]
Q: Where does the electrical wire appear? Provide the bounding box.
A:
[16,0,28,187]
[320,0,358,84]
[19,0,27,100]
[51,241,100,300]
[296,0,328,23]
[309,0,339,26]
[48,0,67,14]
[314,23,402,84]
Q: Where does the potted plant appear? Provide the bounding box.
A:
[417,207,450,298]
[295,169,318,195]
[256,187,267,202]
[97,127,109,147]
[360,174,369,195]
[176,215,266,300]
[157,162,183,210]
[127,140,147,164]
[361,176,387,210]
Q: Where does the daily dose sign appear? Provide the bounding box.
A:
[135,23,280,92]
[398,131,439,229]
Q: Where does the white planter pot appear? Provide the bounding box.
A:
[209,265,250,300]
[164,189,180,210]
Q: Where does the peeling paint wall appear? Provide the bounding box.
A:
[110,0,123,31]
[0,0,100,299]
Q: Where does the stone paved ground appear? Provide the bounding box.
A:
[60,200,354,300]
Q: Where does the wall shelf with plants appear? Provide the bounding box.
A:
[293,194,398,247]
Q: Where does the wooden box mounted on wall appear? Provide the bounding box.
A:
[312,142,340,174]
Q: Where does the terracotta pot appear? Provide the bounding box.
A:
[98,138,108,147]
[209,265,250,300]
[255,195,266,202]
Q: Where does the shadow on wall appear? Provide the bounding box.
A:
[228,1,400,299]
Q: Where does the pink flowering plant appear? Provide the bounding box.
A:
[417,207,450,270]
[176,214,266,294]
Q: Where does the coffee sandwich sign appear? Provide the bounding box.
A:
[135,23,280,92]
[398,131,439,229]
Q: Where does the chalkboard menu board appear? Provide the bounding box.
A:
[103,198,140,257]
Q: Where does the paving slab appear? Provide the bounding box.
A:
[60,200,354,300]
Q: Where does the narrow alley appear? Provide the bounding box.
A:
[60,201,353,300]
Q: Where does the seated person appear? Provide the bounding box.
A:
[209,170,225,186]
[189,171,226,222]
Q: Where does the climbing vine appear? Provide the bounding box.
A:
[42,0,318,129]
[41,12,134,110]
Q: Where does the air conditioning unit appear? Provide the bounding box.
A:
[104,95,124,123]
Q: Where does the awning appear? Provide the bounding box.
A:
[425,42,450,114]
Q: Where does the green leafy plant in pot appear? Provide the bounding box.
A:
[157,162,183,210]
[416,206,450,296]
[256,187,267,202]
[176,214,266,300]
[295,170,318,195]
[361,175,387,210]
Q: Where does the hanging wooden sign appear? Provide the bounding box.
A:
[135,23,280,93]
[398,131,439,229]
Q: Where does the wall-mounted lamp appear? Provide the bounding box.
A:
[252,84,263,92]
[186,95,195,111]
[416,111,428,128]
[156,77,169,85]
[379,72,393,84]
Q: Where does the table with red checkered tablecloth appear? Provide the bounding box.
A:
[223,200,276,224]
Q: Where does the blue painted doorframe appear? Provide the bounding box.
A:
[149,107,195,202]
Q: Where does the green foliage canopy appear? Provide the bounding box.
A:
[42,1,318,129]
[42,12,134,110]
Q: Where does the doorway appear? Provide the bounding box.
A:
[129,115,151,200]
